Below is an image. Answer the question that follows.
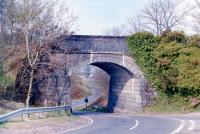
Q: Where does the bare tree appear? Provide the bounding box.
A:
[104,25,127,36]
[127,15,144,34]
[129,0,194,35]
[0,0,5,61]
[0,0,19,48]
[0,0,5,29]
[11,0,77,108]
[192,0,200,33]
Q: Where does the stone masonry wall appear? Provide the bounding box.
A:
[29,35,153,113]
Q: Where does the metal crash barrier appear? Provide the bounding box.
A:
[0,105,71,123]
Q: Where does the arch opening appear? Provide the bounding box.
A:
[90,62,134,112]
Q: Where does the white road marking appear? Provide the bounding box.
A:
[57,116,94,134]
[188,120,195,131]
[171,119,185,134]
[129,120,139,130]
[102,114,139,130]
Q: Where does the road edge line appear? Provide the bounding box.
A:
[188,120,195,131]
[171,119,185,134]
[57,116,93,134]
[129,120,139,130]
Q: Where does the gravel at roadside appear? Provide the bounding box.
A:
[0,115,89,134]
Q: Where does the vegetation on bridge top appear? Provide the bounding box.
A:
[127,31,200,112]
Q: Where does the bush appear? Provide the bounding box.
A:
[188,34,200,48]
[0,64,13,88]
[127,31,200,101]
[0,64,5,87]
[153,42,183,93]
[127,32,158,48]
[127,32,160,91]
[176,47,200,96]
[161,31,187,44]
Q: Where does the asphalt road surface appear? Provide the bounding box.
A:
[65,111,200,134]
[70,95,200,134]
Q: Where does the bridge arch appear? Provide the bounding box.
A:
[75,53,146,113]
[90,62,133,77]
[90,62,133,112]
[27,35,151,113]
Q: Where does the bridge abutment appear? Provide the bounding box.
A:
[108,76,145,113]
[26,35,153,113]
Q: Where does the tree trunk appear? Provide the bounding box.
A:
[26,68,34,108]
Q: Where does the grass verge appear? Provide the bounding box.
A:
[143,93,200,114]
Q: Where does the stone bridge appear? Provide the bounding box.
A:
[32,35,151,113]
[80,52,146,113]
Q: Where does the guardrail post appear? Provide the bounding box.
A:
[44,99,47,117]
[21,113,24,121]
[44,99,47,108]
[27,109,30,118]
[56,103,59,115]
[123,50,125,66]
[90,51,93,63]
[63,102,66,114]
[70,108,73,113]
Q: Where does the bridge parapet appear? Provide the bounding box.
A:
[32,35,151,113]
[59,35,129,53]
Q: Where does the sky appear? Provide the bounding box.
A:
[68,0,149,35]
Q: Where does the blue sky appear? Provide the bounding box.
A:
[68,0,149,35]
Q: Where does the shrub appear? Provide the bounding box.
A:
[127,31,200,100]
[188,34,200,48]
[161,31,187,44]
[127,32,160,91]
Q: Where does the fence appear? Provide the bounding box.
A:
[0,105,71,123]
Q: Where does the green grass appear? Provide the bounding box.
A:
[144,102,185,114]
[80,105,108,113]
[41,111,80,122]
[0,109,8,115]
[41,111,72,118]
[191,105,200,112]
[143,94,200,114]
